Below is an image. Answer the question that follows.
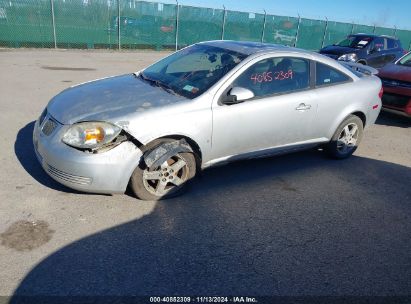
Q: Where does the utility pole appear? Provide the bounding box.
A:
[294,14,301,47]
[175,0,179,51]
[117,0,121,50]
[221,5,226,40]
[50,0,57,48]
[261,9,267,43]
[321,16,328,48]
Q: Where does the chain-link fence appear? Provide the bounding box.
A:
[1,0,411,51]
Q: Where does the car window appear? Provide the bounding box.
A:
[371,37,385,51]
[166,52,222,73]
[397,52,411,66]
[387,39,399,49]
[316,62,351,86]
[142,44,247,99]
[231,57,310,98]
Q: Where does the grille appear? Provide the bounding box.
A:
[46,164,92,185]
[381,78,411,89]
[382,93,411,108]
[41,118,57,136]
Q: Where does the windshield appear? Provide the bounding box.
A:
[336,36,372,49]
[398,52,411,67]
[141,44,247,99]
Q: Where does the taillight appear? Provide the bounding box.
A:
[378,87,383,99]
[406,99,411,115]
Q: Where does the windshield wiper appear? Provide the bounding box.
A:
[156,81,181,96]
[138,73,180,96]
[138,72,156,85]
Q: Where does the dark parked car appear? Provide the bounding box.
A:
[378,51,411,117]
[320,34,405,68]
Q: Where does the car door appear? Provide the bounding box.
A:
[209,55,318,162]
[366,37,386,68]
[384,38,401,65]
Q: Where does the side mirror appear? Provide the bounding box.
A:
[222,87,255,105]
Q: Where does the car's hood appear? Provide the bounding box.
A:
[47,74,186,125]
[378,63,411,82]
[320,45,358,56]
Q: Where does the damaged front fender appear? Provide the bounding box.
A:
[144,139,193,169]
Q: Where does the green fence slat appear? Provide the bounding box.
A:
[352,24,375,35]
[178,5,223,47]
[263,15,298,46]
[0,0,410,51]
[296,18,326,50]
[374,26,395,36]
[224,10,264,42]
[322,21,353,47]
[0,0,54,48]
[54,0,117,49]
[119,1,176,50]
[396,29,411,50]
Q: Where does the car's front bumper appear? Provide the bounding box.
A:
[33,115,143,194]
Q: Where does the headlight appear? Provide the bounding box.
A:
[338,53,357,62]
[62,122,121,149]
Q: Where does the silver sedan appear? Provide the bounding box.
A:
[33,41,382,200]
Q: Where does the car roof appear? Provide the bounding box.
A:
[349,33,398,40]
[197,40,360,79]
[198,40,312,56]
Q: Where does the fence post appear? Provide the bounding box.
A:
[261,9,266,43]
[372,24,376,34]
[321,16,328,48]
[294,14,301,47]
[221,5,226,40]
[175,0,179,51]
[117,0,121,50]
[393,26,397,37]
[50,0,57,49]
[351,22,355,34]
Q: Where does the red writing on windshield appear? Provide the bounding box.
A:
[250,70,293,84]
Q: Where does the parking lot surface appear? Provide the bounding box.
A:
[0,49,411,297]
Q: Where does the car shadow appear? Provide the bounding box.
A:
[14,121,105,195]
[9,152,411,299]
[376,111,411,128]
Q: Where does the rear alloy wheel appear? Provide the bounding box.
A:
[130,146,196,201]
[326,115,363,159]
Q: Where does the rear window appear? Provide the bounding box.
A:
[387,39,399,49]
[316,62,351,86]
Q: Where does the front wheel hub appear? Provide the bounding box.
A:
[142,155,189,197]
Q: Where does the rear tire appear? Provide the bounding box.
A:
[325,115,364,159]
[130,139,196,201]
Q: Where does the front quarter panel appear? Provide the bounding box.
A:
[107,94,213,164]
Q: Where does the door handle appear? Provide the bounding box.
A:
[295,103,311,111]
